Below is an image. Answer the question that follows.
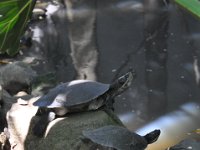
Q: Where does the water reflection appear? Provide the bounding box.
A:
[144,0,169,118]
[178,9,200,88]
[115,0,143,12]
[66,0,98,80]
[193,57,200,85]
[26,0,200,149]
[135,102,200,150]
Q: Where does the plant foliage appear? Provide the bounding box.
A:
[0,0,36,56]
[174,0,200,19]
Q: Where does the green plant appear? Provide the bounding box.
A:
[174,0,200,19]
[0,0,36,56]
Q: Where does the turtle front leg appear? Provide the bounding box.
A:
[32,110,56,137]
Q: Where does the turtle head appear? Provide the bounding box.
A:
[144,129,161,144]
[111,70,136,94]
[118,70,135,86]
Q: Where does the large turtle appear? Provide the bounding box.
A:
[82,125,161,150]
[33,71,136,137]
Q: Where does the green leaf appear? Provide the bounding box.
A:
[0,0,36,56]
[174,0,200,19]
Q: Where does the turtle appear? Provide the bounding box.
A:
[32,70,136,137]
[82,125,161,150]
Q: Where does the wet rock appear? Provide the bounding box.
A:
[0,62,37,95]
[168,139,200,150]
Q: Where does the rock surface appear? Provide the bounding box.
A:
[25,110,123,150]
[6,97,38,150]
[6,95,123,150]
[0,88,15,132]
[0,62,37,95]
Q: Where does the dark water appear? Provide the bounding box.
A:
[26,0,200,149]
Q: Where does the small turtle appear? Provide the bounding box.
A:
[33,71,136,137]
[82,125,161,150]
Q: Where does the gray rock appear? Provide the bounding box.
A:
[6,97,38,150]
[0,87,15,131]
[0,62,37,95]
[24,110,123,150]
[6,94,123,150]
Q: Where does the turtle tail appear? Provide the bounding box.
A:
[144,129,161,144]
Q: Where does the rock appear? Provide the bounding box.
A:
[0,128,10,150]
[0,62,37,95]
[168,139,200,150]
[5,90,123,150]
[6,97,38,150]
[0,87,15,131]
[7,97,123,150]
[25,110,123,150]
[0,87,32,132]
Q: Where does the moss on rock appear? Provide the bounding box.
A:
[25,110,123,150]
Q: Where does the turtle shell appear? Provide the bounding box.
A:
[82,125,148,150]
[33,80,110,108]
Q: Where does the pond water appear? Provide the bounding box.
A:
[23,0,200,149]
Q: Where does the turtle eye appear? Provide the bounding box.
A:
[118,77,126,85]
